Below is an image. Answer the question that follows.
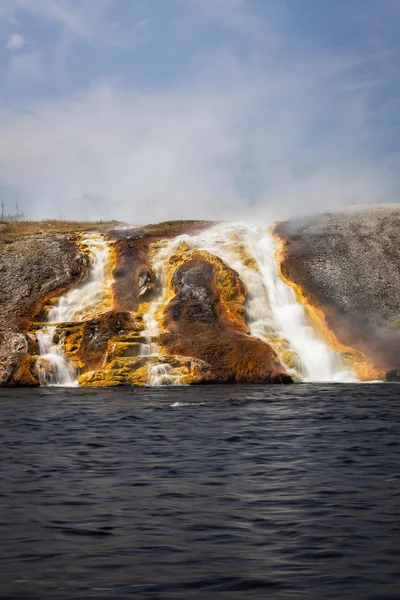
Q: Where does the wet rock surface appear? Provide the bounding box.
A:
[111,238,155,312]
[0,234,87,331]
[0,234,88,385]
[161,254,292,383]
[109,221,212,312]
[275,205,400,375]
[3,210,398,387]
[0,332,36,386]
[51,311,139,375]
[0,221,213,386]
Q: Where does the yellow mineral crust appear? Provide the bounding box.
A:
[226,234,260,272]
[106,241,119,311]
[54,323,86,369]
[152,243,248,335]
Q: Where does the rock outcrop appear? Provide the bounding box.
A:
[0,234,88,384]
[161,253,291,383]
[109,221,214,312]
[274,205,400,379]
[1,208,399,387]
[76,229,290,386]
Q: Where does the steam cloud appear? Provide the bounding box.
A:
[0,0,398,223]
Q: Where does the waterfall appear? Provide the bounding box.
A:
[148,364,183,386]
[35,233,112,387]
[33,224,360,386]
[48,234,112,323]
[36,327,78,387]
[244,227,358,382]
[139,239,184,385]
[165,223,358,383]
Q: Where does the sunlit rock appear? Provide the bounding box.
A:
[160,253,292,383]
[1,210,399,386]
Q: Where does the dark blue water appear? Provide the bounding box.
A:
[0,384,399,599]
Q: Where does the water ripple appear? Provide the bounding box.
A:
[0,384,399,599]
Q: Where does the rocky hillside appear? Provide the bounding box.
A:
[0,207,399,386]
[0,219,290,386]
[275,205,400,380]
[0,234,87,385]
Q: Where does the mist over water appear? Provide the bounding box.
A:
[1,0,399,224]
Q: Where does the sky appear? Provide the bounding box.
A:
[0,0,399,223]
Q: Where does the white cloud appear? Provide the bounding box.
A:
[0,47,397,223]
[0,1,398,222]
[5,33,25,51]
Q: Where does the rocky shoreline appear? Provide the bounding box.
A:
[1,208,399,386]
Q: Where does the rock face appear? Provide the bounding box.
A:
[1,209,398,387]
[0,234,88,385]
[76,228,291,386]
[111,237,155,312]
[275,205,400,378]
[108,221,214,313]
[46,311,139,374]
[161,254,290,383]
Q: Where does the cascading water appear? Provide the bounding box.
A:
[147,364,183,386]
[48,234,112,323]
[33,224,359,386]
[139,239,184,385]
[164,223,358,383]
[36,327,77,387]
[244,228,358,382]
[35,233,112,387]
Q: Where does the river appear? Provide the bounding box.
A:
[0,384,399,599]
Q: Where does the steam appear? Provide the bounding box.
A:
[0,1,398,223]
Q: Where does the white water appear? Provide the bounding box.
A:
[164,223,358,383]
[34,224,359,386]
[48,234,112,323]
[148,363,183,386]
[140,239,184,385]
[36,327,78,387]
[36,233,112,387]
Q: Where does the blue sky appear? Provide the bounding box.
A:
[0,0,399,222]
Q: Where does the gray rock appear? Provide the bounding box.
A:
[0,234,88,384]
[276,205,400,371]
